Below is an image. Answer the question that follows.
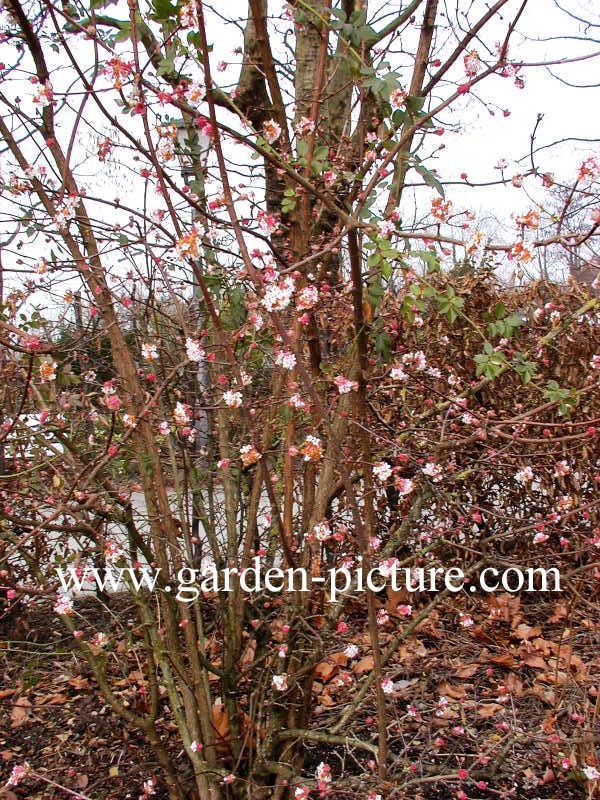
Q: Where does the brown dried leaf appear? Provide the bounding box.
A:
[353,655,375,675]
[330,652,349,668]
[536,670,568,686]
[513,623,542,641]
[504,672,523,697]
[541,715,557,734]
[10,697,31,728]
[75,774,89,790]
[454,663,479,678]
[487,592,521,625]
[528,684,556,705]
[438,680,467,700]
[549,602,568,623]
[488,652,517,668]
[531,637,554,656]
[68,677,90,691]
[540,767,556,785]
[42,692,68,705]
[477,702,504,718]
[314,660,339,683]
[319,692,335,707]
[521,653,548,670]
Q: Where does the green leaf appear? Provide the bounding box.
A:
[413,162,445,197]
[187,30,203,49]
[375,331,391,358]
[412,249,440,273]
[157,57,175,76]
[114,21,132,41]
[296,140,309,158]
[405,95,426,114]
[151,0,176,20]
[513,358,537,385]
[281,188,297,214]
[474,349,506,380]
[367,282,384,308]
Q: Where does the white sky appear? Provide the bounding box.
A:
[1,0,599,300]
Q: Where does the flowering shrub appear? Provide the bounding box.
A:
[1,1,600,799]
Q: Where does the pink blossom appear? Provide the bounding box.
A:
[275,350,296,370]
[185,80,204,105]
[312,521,331,542]
[334,375,358,394]
[245,312,263,332]
[262,277,295,311]
[8,764,29,786]
[272,673,288,691]
[185,337,205,362]
[296,285,319,310]
[54,594,74,615]
[39,360,57,383]
[141,342,158,361]
[142,777,157,796]
[390,87,407,109]
[373,461,392,481]
[463,49,480,77]
[24,335,41,352]
[378,557,399,578]
[390,365,408,382]
[106,394,121,411]
[289,393,307,410]
[102,56,134,89]
[578,157,600,183]
[223,390,243,408]
[381,678,395,694]
[378,219,395,237]
[515,466,534,484]
[395,478,414,496]
[173,401,192,425]
[295,116,315,136]
[263,119,282,144]
[105,540,122,562]
[32,80,53,107]
[316,762,332,784]
[422,462,443,482]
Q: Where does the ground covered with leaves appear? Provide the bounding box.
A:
[1,583,598,800]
